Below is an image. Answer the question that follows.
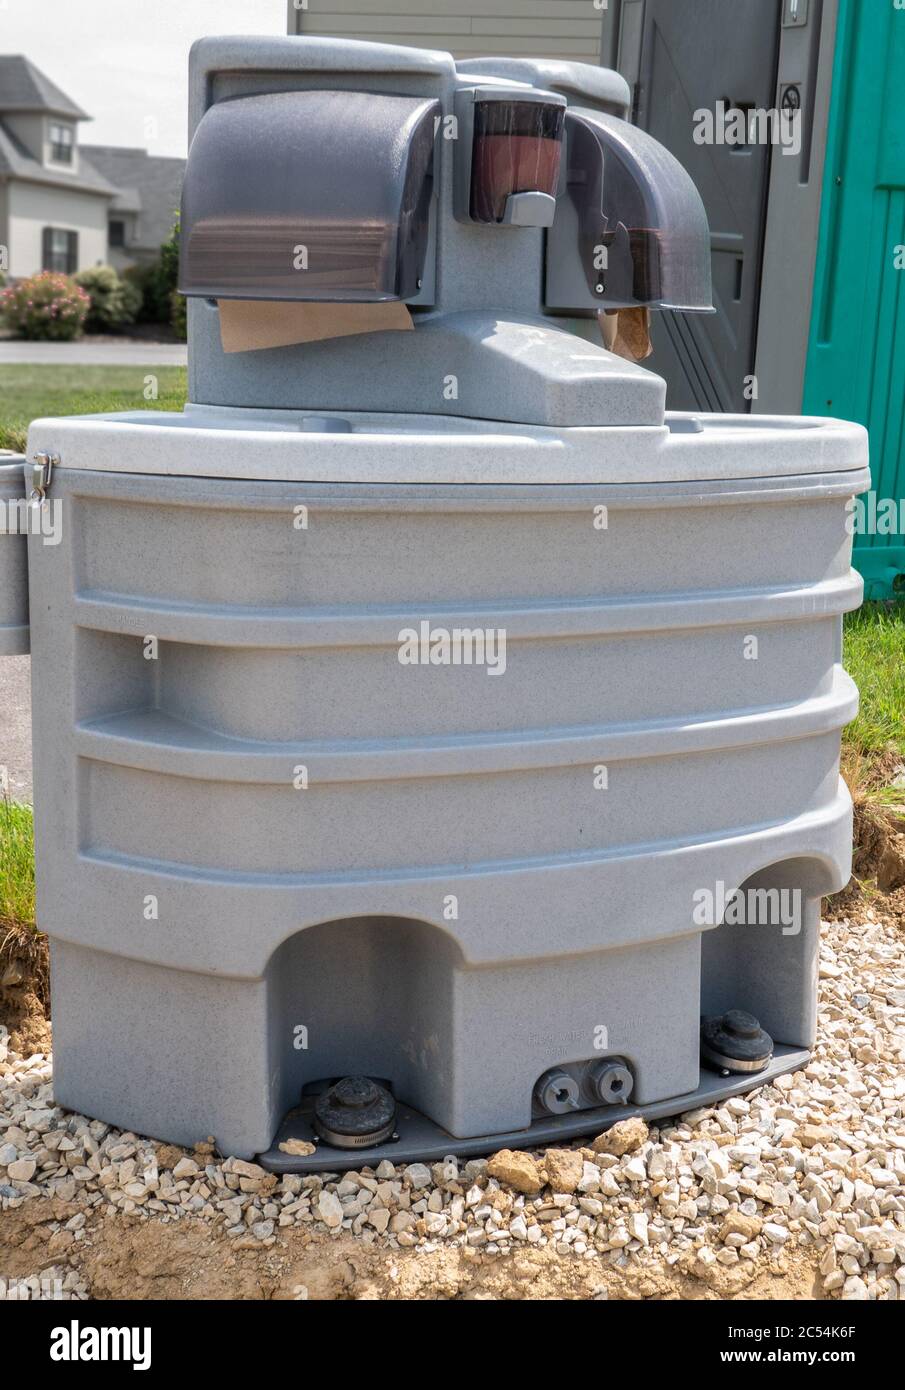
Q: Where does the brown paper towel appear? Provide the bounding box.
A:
[599,307,653,362]
[218,299,414,353]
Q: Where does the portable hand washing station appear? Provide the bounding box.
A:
[5,37,868,1169]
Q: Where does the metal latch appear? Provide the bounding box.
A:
[783,0,809,26]
[29,451,57,505]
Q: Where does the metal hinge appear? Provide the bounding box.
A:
[29,451,58,504]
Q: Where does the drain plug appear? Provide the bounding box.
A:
[584,1058,634,1106]
[701,1010,773,1074]
[313,1075,397,1148]
[534,1068,581,1115]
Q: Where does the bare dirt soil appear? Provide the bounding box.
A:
[827,789,905,934]
[0,926,49,1058]
[0,1194,824,1302]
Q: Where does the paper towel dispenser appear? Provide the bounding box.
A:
[179,89,439,302]
[546,108,714,314]
[452,86,566,227]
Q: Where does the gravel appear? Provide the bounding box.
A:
[1,912,903,1301]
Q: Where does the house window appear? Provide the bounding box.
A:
[109,219,126,248]
[48,123,74,164]
[42,227,78,274]
[49,123,74,164]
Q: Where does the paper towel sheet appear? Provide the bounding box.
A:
[218,299,414,353]
[599,307,653,362]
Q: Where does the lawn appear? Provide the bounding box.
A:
[0,363,187,453]
[0,800,35,935]
[842,603,905,756]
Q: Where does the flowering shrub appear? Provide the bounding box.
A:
[0,271,90,341]
[74,264,142,333]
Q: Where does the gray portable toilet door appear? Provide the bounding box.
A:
[614,0,781,413]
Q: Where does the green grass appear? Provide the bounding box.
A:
[843,602,905,756]
[0,364,187,453]
[0,801,36,934]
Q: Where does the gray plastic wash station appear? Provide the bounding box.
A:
[2,37,869,1171]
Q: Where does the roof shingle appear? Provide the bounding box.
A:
[0,54,90,119]
[0,118,116,195]
[81,145,184,251]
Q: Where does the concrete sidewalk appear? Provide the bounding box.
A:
[0,340,186,366]
[0,656,32,804]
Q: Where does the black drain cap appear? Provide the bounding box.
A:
[701,1010,773,1074]
[314,1076,396,1148]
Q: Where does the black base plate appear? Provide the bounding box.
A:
[257,1045,809,1174]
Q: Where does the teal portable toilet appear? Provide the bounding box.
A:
[602,0,904,596]
[803,0,905,598]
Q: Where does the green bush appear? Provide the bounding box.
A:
[74,263,141,333]
[159,215,179,294]
[0,272,90,341]
[119,215,185,335]
[170,287,187,341]
[160,216,186,342]
[119,276,143,325]
[124,262,166,323]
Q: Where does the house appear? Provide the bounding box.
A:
[286,0,608,62]
[0,55,184,279]
[0,54,113,277]
[79,146,184,272]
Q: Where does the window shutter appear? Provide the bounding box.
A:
[42,227,53,271]
[66,232,78,274]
